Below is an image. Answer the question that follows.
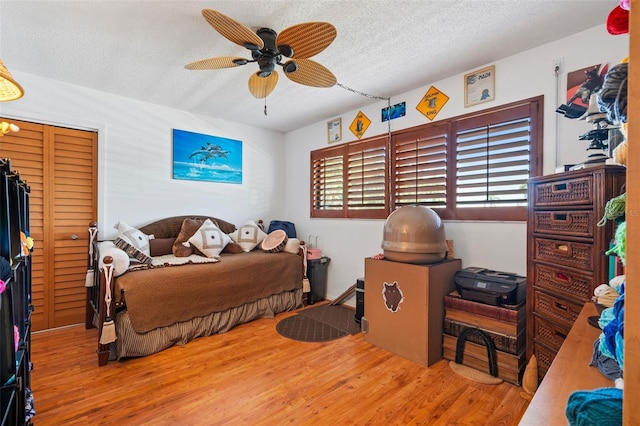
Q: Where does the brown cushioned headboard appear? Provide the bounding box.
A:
[138,215,236,238]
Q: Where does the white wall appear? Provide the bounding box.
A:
[0,24,628,304]
[285,24,629,303]
[0,72,288,239]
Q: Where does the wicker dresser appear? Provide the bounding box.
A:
[526,164,626,381]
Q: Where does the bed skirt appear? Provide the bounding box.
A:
[110,288,303,360]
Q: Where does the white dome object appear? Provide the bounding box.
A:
[381,205,447,264]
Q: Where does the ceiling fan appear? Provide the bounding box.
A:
[185,9,338,99]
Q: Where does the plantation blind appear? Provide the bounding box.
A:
[310,96,542,221]
[392,123,448,209]
[347,137,387,218]
[455,104,531,208]
[311,146,344,218]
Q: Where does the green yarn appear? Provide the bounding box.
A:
[598,193,626,227]
[606,221,626,265]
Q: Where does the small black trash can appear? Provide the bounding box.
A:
[355,277,365,323]
[307,256,330,304]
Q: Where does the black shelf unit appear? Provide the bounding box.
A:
[0,158,34,425]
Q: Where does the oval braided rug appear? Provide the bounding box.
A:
[276,304,361,342]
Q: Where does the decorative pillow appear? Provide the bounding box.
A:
[114,237,153,264]
[114,221,150,256]
[187,219,231,258]
[229,220,267,252]
[261,229,288,253]
[149,237,176,257]
[222,241,244,254]
[98,241,131,276]
[284,238,301,254]
[173,218,204,257]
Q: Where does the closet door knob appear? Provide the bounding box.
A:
[71,234,79,240]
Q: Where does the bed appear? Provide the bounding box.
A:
[85,215,304,366]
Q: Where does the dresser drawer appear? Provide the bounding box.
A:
[533,314,569,352]
[532,174,593,207]
[532,262,593,302]
[533,290,583,329]
[532,210,594,238]
[533,238,594,272]
[533,340,557,381]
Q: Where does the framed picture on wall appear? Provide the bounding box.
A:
[464,65,495,107]
[172,129,243,184]
[327,118,342,143]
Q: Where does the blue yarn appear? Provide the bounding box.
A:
[599,307,615,329]
[602,294,625,369]
[566,387,623,426]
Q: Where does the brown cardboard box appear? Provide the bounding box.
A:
[362,258,461,367]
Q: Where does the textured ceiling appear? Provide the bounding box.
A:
[0,0,618,133]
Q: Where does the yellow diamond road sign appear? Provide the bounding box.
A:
[349,111,371,139]
[416,86,449,121]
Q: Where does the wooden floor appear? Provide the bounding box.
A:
[30,307,529,425]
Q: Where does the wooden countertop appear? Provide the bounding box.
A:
[519,303,613,425]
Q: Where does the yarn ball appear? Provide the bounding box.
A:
[602,293,625,369]
[597,192,625,227]
[566,387,622,426]
[13,325,19,352]
[607,5,629,35]
[0,279,5,294]
[597,62,627,124]
[606,221,626,265]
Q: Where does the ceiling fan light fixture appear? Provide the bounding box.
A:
[282,61,298,74]
[0,59,24,102]
[278,44,294,58]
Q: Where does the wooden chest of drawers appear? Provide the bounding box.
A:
[526,165,625,381]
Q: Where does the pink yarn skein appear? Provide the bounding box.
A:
[14,325,19,352]
[0,279,5,294]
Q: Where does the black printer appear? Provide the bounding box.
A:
[454,267,526,306]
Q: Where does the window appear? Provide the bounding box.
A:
[311,96,542,221]
[391,122,449,209]
[311,137,388,219]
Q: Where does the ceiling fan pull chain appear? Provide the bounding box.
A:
[264,97,268,116]
[335,82,390,102]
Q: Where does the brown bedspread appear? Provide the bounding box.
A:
[114,251,303,333]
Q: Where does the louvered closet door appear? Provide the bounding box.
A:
[0,119,46,330]
[0,118,97,330]
[47,126,97,328]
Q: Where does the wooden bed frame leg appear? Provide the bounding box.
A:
[86,222,98,329]
[97,347,110,366]
[85,288,95,330]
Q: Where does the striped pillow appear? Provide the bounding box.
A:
[113,221,150,256]
[114,237,153,264]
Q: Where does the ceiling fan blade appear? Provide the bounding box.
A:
[248,71,279,98]
[185,56,248,70]
[201,9,264,49]
[283,59,336,88]
[276,22,336,59]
